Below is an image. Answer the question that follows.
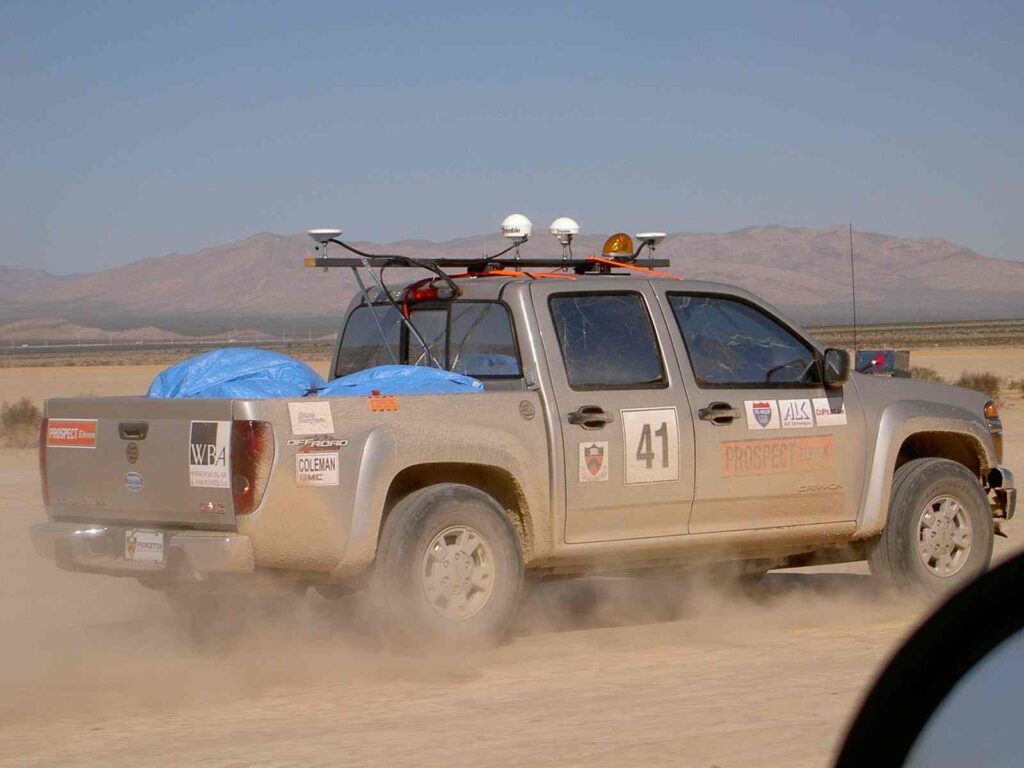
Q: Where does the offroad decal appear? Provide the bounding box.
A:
[46,419,97,449]
[188,421,230,488]
[295,451,339,486]
[721,435,835,477]
[287,437,349,450]
[779,399,814,429]
[621,407,680,485]
[744,400,780,430]
[288,401,335,436]
[578,441,609,482]
[812,397,847,426]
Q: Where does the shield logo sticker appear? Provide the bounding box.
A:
[579,441,609,482]
[745,400,780,430]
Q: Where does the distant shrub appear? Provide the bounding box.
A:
[0,398,42,448]
[911,366,946,384]
[954,371,1003,399]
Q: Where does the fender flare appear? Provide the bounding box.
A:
[854,400,995,539]
[337,421,545,575]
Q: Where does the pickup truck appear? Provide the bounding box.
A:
[30,241,1016,646]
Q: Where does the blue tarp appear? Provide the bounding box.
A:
[320,365,484,396]
[147,350,483,399]
[147,348,326,399]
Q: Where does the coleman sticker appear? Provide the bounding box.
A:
[812,397,848,426]
[721,435,835,477]
[288,401,335,436]
[296,451,339,486]
[744,400,780,430]
[779,399,814,429]
[579,441,609,482]
[46,419,97,449]
[188,421,230,488]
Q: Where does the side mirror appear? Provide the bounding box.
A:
[823,348,850,388]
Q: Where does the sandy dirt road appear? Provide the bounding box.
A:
[0,353,1021,767]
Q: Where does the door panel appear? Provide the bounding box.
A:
[660,291,867,534]
[531,284,695,544]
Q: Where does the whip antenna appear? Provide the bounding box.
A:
[849,222,858,353]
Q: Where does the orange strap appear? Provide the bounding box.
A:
[585,255,683,281]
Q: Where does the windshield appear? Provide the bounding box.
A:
[335,301,521,380]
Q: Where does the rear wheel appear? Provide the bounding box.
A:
[372,483,524,648]
[869,458,993,595]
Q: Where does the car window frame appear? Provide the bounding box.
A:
[547,290,669,392]
[667,291,823,390]
[334,299,524,380]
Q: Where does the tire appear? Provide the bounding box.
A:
[869,457,993,595]
[372,483,524,648]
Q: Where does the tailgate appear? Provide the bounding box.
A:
[44,397,238,530]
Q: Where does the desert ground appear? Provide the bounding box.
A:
[0,347,1021,767]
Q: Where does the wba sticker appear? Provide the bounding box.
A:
[744,400,780,430]
[188,421,230,488]
[47,419,97,448]
[579,441,609,482]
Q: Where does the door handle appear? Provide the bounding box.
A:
[567,405,614,430]
[698,402,741,426]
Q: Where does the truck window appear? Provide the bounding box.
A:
[549,292,666,391]
[335,301,521,379]
[668,294,819,387]
[335,305,402,376]
[449,303,521,378]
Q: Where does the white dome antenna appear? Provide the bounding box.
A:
[635,232,667,259]
[500,213,532,261]
[307,228,342,244]
[549,217,581,260]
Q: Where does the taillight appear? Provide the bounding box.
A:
[230,421,274,515]
[38,418,49,506]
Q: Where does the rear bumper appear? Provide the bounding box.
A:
[30,522,255,577]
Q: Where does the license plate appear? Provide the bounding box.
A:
[125,529,164,564]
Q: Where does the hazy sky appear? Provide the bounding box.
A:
[2,1,1022,273]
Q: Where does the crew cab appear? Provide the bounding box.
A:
[30,235,1016,645]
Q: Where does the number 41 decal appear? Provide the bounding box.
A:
[621,407,680,484]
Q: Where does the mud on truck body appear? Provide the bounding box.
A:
[31,227,1016,645]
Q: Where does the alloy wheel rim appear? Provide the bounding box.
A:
[421,525,496,620]
[917,494,972,578]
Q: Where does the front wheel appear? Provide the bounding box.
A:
[372,483,524,648]
[869,457,993,595]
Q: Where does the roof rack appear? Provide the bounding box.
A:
[302,255,671,273]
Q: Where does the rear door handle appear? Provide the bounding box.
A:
[567,405,614,430]
[698,402,741,426]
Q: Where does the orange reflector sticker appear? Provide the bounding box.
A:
[721,435,834,477]
[367,394,399,412]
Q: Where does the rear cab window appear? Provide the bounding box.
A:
[335,301,522,380]
[548,292,667,390]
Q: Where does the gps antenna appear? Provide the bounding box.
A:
[849,223,858,353]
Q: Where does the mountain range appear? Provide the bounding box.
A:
[1,225,1022,336]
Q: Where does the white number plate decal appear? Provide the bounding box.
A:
[125,529,164,564]
[621,407,680,484]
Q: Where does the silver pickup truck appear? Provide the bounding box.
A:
[30,241,1016,645]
